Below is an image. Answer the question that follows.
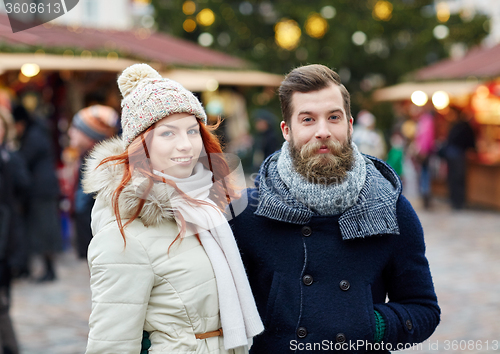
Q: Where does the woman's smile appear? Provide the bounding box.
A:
[171,156,193,165]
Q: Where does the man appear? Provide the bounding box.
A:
[352,110,386,159]
[252,108,280,171]
[442,107,475,210]
[230,65,440,353]
[13,104,62,282]
[68,104,118,258]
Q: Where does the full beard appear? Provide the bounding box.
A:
[289,135,355,185]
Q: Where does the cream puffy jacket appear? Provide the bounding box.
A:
[83,138,247,354]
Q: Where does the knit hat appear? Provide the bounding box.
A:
[72,105,119,142]
[117,64,207,147]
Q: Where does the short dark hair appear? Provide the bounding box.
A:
[278,64,351,126]
[12,104,31,124]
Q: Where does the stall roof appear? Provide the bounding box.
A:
[162,69,283,91]
[0,14,245,69]
[414,43,500,81]
[373,80,481,102]
[0,53,283,89]
[0,53,139,73]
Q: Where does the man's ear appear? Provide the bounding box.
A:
[348,116,354,136]
[281,121,291,142]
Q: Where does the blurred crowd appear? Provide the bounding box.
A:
[351,104,476,211]
[0,90,120,353]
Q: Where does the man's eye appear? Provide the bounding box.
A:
[303,117,313,122]
[329,115,340,120]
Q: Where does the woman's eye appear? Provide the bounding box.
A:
[161,131,174,137]
[188,129,200,135]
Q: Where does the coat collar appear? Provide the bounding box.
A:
[254,150,402,239]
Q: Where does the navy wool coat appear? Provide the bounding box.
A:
[230,153,440,353]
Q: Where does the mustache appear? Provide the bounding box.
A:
[299,139,345,159]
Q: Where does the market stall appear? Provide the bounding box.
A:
[374,43,500,209]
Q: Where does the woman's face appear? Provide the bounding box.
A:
[149,113,203,178]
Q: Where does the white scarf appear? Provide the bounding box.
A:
[154,163,263,350]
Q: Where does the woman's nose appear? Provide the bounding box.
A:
[176,133,193,151]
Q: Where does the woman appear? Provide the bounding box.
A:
[83,64,263,354]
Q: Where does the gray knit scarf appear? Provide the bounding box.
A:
[277,141,367,216]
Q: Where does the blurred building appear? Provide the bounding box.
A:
[0,0,153,31]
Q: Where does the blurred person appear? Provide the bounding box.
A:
[0,107,31,278]
[67,105,119,259]
[386,131,405,177]
[83,64,263,354]
[442,107,476,209]
[412,106,435,209]
[251,109,279,171]
[352,110,386,159]
[229,65,440,353]
[12,104,62,282]
[0,107,31,354]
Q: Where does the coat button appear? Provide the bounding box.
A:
[406,319,413,330]
[339,280,350,291]
[336,333,346,343]
[301,226,312,237]
[297,327,308,338]
[302,275,313,286]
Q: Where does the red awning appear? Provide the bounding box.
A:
[415,43,500,81]
[0,14,246,69]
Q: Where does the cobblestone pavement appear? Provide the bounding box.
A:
[9,198,500,354]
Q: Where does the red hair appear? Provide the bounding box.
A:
[97,118,238,248]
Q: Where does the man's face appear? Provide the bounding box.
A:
[281,84,353,148]
[280,84,355,184]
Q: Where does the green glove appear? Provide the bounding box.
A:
[374,310,386,343]
[141,331,151,354]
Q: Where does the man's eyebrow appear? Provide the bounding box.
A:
[297,109,343,115]
[328,109,344,115]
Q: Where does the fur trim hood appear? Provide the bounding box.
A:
[82,137,175,228]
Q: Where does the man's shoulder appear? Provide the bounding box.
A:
[394,194,425,245]
[395,194,421,224]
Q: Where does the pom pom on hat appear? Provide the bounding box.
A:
[118,64,162,98]
[118,63,208,147]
